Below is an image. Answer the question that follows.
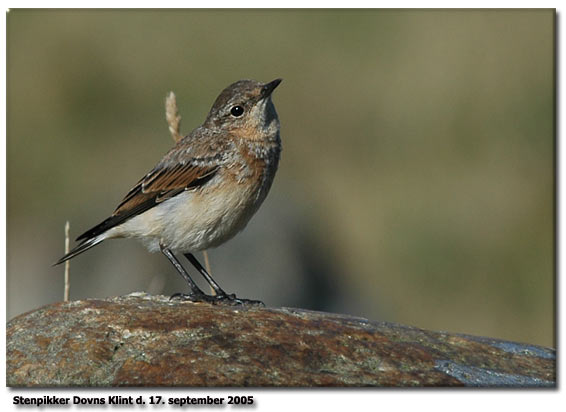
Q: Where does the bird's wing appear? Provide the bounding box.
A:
[114,161,219,214]
[75,161,219,242]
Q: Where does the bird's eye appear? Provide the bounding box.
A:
[230,105,244,117]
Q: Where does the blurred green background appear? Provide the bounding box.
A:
[7,9,554,347]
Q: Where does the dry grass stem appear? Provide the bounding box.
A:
[203,250,214,294]
[165,91,182,143]
[64,221,70,302]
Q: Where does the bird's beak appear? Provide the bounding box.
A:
[261,78,282,97]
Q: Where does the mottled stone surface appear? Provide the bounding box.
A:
[7,293,555,387]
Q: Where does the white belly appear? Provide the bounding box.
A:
[108,181,263,253]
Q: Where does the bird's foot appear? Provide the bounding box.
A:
[170,292,218,304]
[170,291,264,306]
[214,293,265,307]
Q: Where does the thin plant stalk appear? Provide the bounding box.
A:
[64,221,70,301]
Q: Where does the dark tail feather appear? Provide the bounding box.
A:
[76,216,116,242]
[53,236,105,266]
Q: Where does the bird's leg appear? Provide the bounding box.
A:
[184,253,228,296]
[184,253,265,306]
[160,246,214,302]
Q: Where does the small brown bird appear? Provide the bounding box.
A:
[55,79,283,305]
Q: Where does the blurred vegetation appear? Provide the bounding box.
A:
[7,9,554,347]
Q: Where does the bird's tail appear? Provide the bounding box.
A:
[53,235,105,266]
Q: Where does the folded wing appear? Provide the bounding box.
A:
[76,162,219,242]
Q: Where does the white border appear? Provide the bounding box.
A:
[2,5,562,412]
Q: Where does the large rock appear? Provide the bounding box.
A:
[7,293,555,387]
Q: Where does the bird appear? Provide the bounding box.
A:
[55,78,283,305]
